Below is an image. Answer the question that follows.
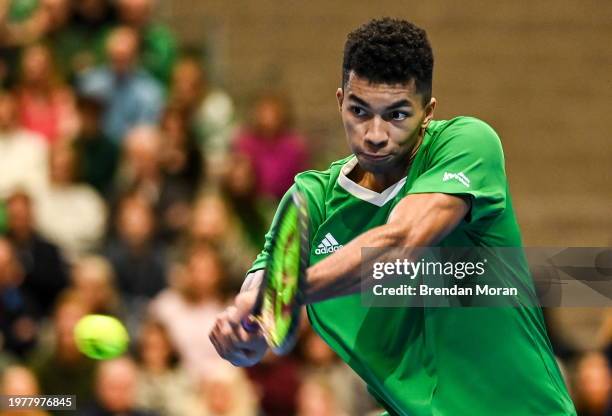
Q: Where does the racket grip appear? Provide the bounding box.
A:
[241,316,259,333]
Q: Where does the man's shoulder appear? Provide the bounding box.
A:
[426,116,503,156]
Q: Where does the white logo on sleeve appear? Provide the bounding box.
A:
[442,171,470,187]
[315,233,343,255]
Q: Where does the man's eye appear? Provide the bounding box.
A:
[390,111,409,121]
[351,106,367,117]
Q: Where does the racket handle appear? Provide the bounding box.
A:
[241,316,259,333]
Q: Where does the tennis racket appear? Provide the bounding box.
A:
[241,189,309,354]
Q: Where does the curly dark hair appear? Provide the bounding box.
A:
[342,18,434,105]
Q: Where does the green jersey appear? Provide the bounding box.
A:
[249,116,575,415]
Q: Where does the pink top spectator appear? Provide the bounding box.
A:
[235,130,309,200]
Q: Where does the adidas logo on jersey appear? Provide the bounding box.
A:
[315,233,343,255]
[443,171,470,187]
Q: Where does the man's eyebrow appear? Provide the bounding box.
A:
[348,94,412,110]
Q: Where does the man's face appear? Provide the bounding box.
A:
[337,72,435,176]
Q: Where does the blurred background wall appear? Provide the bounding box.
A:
[159,0,612,245]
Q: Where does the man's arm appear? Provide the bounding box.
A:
[302,192,470,304]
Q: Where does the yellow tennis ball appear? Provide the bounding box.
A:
[74,314,129,360]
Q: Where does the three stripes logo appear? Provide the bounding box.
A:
[315,233,343,255]
[442,171,470,187]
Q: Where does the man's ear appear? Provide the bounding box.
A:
[422,97,437,130]
[336,88,344,112]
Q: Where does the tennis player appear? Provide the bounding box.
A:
[210,18,576,415]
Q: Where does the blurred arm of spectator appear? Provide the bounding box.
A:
[117,0,177,84]
[6,190,68,316]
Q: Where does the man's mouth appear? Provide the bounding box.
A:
[360,153,391,161]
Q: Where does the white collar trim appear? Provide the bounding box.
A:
[337,157,407,207]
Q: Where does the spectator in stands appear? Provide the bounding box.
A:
[15,43,79,144]
[0,91,47,199]
[194,363,260,416]
[77,26,164,143]
[169,56,235,175]
[5,190,68,315]
[80,357,157,416]
[245,351,301,416]
[149,243,226,379]
[72,95,119,197]
[0,238,39,358]
[573,352,612,416]
[234,91,309,200]
[188,192,257,290]
[53,0,117,80]
[298,327,375,416]
[105,193,167,318]
[34,143,107,260]
[115,124,194,241]
[29,291,96,404]
[70,256,121,316]
[158,107,203,240]
[0,365,50,416]
[296,374,348,416]
[134,320,196,416]
[116,0,177,85]
[219,152,271,248]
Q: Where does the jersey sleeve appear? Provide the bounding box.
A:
[407,117,507,223]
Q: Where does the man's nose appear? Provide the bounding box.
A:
[364,116,388,149]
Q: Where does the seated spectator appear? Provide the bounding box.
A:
[193,363,260,416]
[115,125,194,241]
[169,56,235,174]
[105,194,167,313]
[29,291,96,404]
[0,238,39,358]
[188,192,257,289]
[0,365,50,416]
[73,95,119,197]
[149,243,226,379]
[573,352,612,416]
[5,190,68,315]
[158,108,203,240]
[296,373,349,416]
[245,351,301,416]
[15,43,79,144]
[298,327,376,416]
[134,320,196,416]
[234,91,309,200]
[116,0,177,84]
[79,357,157,416]
[70,256,121,316]
[77,26,164,143]
[0,91,47,199]
[220,152,272,248]
[34,143,107,260]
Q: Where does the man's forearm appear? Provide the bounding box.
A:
[302,222,412,304]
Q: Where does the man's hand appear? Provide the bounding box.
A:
[209,289,268,367]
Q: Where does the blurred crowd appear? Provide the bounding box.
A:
[0,1,610,416]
